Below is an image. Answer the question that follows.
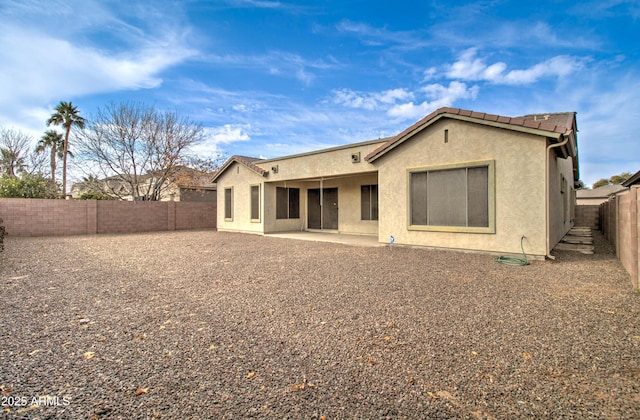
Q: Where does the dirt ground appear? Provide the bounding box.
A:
[1,230,638,419]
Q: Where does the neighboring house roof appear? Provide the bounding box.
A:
[622,169,640,187]
[212,155,268,182]
[577,184,626,199]
[365,107,576,163]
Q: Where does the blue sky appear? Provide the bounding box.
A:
[1,0,638,187]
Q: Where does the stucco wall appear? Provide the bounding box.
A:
[374,118,549,256]
[217,147,381,235]
[215,162,265,234]
[262,140,386,181]
[547,154,575,250]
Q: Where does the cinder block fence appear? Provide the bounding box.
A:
[601,186,640,290]
[0,199,216,237]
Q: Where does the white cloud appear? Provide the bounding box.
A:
[203,124,251,144]
[443,48,585,85]
[0,29,196,106]
[331,81,478,121]
[191,124,252,158]
[388,82,479,120]
[331,88,414,110]
[502,56,586,84]
[204,50,338,86]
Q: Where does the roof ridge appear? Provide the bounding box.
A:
[365,107,573,162]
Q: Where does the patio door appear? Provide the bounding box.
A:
[307,188,338,230]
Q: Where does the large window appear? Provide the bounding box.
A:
[361,185,378,221]
[250,185,260,221]
[224,187,233,220]
[409,161,494,232]
[276,187,300,219]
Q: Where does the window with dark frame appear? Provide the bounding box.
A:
[276,187,300,219]
[224,187,233,220]
[250,185,260,221]
[410,165,489,228]
[361,185,379,220]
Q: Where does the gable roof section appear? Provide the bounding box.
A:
[576,184,626,198]
[211,155,268,183]
[365,107,576,162]
[622,169,640,187]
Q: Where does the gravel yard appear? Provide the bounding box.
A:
[1,230,639,419]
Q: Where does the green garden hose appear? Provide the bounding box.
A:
[496,235,529,266]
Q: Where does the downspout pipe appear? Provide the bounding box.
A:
[545,133,570,259]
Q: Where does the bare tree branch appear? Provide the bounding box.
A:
[75,102,214,201]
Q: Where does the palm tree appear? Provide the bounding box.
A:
[0,147,26,177]
[47,101,85,197]
[35,130,64,185]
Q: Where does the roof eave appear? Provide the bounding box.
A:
[210,156,268,183]
[366,112,566,163]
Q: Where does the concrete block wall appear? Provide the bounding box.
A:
[615,188,639,289]
[601,187,640,290]
[0,198,216,237]
[96,201,169,234]
[175,202,217,230]
[0,198,90,236]
[575,205,600,230]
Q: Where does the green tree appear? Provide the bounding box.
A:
[35,130,64,186]
[592,178,609,189]
[592,172,634,189]
[609,172,632,185]
[47,101,85,197]
[0,173,55,198]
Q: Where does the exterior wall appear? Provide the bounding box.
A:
[261,140,386,181]
[216,143,384,236]
[374,119,548,256]
[547,154,576,250]
[215,162,265,234]
[263,173,379,234]
[0,198,215,237]
[575,205,600,229]
[263,181,306,233]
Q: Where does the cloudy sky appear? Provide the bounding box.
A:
[1,0,638,187]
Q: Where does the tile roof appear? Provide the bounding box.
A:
[233,155,268,176]
[211,155,268,182]
[519,112,577,132]
[576,184,626,198]
[365,107,576,162]
[622,169,640,187]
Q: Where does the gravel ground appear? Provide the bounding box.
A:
[1,230,639,419]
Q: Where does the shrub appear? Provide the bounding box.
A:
[78,191,117,200]
[0,174,57,198]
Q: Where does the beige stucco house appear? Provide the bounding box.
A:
[212,107,579,258]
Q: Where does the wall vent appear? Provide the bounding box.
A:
[271,165,279,173]
[351,152,361,163]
